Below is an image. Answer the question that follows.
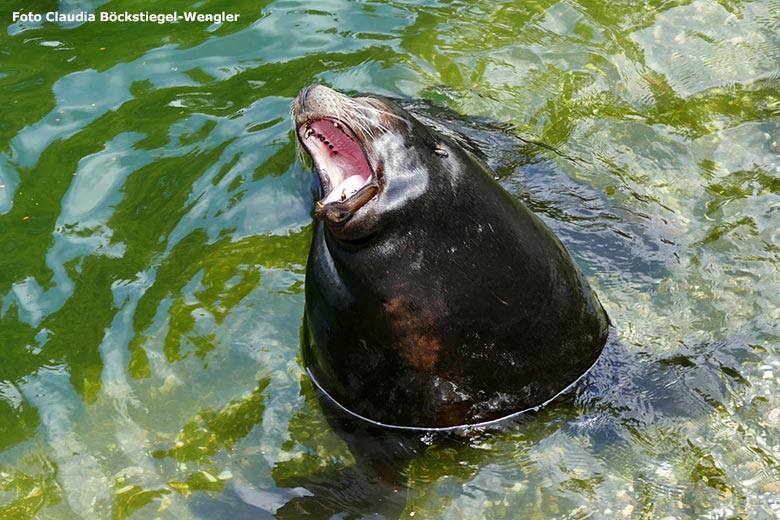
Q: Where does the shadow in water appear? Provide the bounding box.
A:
[270,389,428,519]
[189,385,427,519]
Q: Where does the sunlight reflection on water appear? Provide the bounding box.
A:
[1,0,779,518]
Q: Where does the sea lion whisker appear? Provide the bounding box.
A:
[331,97,408,137]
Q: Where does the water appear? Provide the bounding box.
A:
[1,0,779,518]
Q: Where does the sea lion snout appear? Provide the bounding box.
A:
[294,85,381,225]
[294,85,350,123]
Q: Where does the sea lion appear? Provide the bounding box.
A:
[293,85,609,429]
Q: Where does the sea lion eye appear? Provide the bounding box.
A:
[434,145,449,158]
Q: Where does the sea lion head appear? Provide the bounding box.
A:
[293,85,459,242]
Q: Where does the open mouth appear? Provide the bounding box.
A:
[297,117,374,205]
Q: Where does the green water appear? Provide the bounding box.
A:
[1,0,779,518]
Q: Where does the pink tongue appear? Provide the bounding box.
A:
[323,175,370,204]
[303,119,372,203]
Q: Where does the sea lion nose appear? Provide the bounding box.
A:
[297,85,346,115]
[297,84,317,112]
